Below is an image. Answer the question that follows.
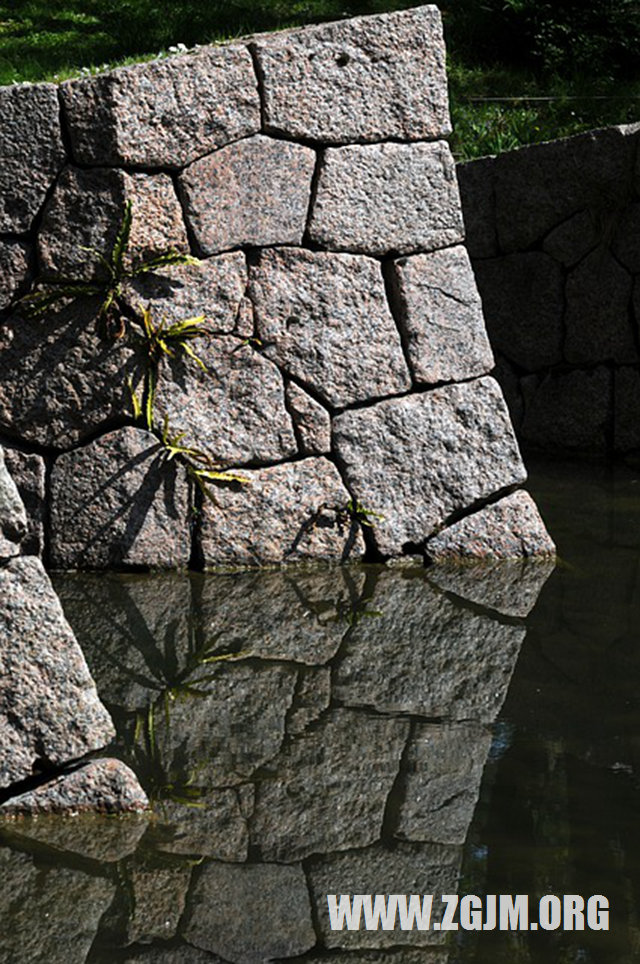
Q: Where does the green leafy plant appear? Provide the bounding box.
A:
[343,498,385,528]
[20,200,199,337]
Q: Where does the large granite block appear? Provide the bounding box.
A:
[249,247,410,407]
[200,457,365,568]
[3,448,46,557]
[564,247,635,365]
[332,377,527,556]
[0,556,115,787]
[39,166,189,281]
[521,367,612,453]
[60,45,261,167]
[49,427,191,570]
[0,84,66,232]
[308,141,464,255]
[254,5,450,143]
[0,447,27,558]
[388,245,494,384]
[179,135,316,255]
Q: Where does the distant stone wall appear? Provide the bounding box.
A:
[458,123,640,457]
[0,4,552,570]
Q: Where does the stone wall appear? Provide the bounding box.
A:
[0,4,553,570]
[458,123,640,457]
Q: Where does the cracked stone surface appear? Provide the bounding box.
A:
[0,556,115,788]
[473,252,564,371]
[123,252,247,332]
[0,84,66,233]
[333,570,525,722]
[1,759,149,814]
[424,491,556,561]
[395,723,493,844]
[154,336,297,467]
[254,5,450,143]
[0,296,139,449]
[200,457,366,568]
[184,861,316,964]
[250,247,411,407]
[39,166,189,281]
[521,367,612,452]
[250,708,409,860]
[388,245,494,384]
[154,661,297,787]
[308,842,462,948]
[0,447,27,558]
[179,135,316,255]
[285,381,332,454]
[332,377,527,556]
[288,665,332,735]
[49,427,191,570]
[309,141,464,255]
[61,45,261,167]
[543,208,600,266]
[0,849,115,964]
[0,241,30,310]
[2,448,46,557]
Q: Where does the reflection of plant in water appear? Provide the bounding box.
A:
[131,644,241,807]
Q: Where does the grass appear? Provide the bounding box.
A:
[0,0,638,158]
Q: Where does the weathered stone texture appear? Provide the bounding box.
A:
[4,813,149,863]
[3,448,46,557]
[309,141,464,255]
[155,336,296,466]
[179,135,316,255]
[0,241,30,309]
[389,245,494,384]
[564,247,635,364]
[0,84,66,233]
[395,723,492,844]
[333,572,525,721]
[288,665,332,734]
[61,45,261,167]
[39,166,189,281]
[49,427,191,570]
[0,850,114,964]
[123,252,247,332]
[0,556,115,788]
[183,861,316,963]
[308,842,461,948]
[614,366,640,453]
[200,457,365,568]
[492,354,524,431]
[0,447,27,558]
[0,297,138,449]
[473,252,564,371]
[250,247,410,407]
[425,491,555,561]
[1,759,148,814]
[254,5,450,143]
[332,377,527,556]
[285,381,332,454]
[250,709,409,860]
[521,367,612,453]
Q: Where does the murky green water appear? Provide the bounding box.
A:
[1,458,640,963]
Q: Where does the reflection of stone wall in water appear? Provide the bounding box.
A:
[458,123,640,457]
[0,4,553,568]
[0,559,550,961]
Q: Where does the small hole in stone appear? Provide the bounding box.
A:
[335,53,350,67]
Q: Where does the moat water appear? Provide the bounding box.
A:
[2,457,640,964]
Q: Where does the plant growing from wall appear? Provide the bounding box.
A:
[21,201,247,488]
